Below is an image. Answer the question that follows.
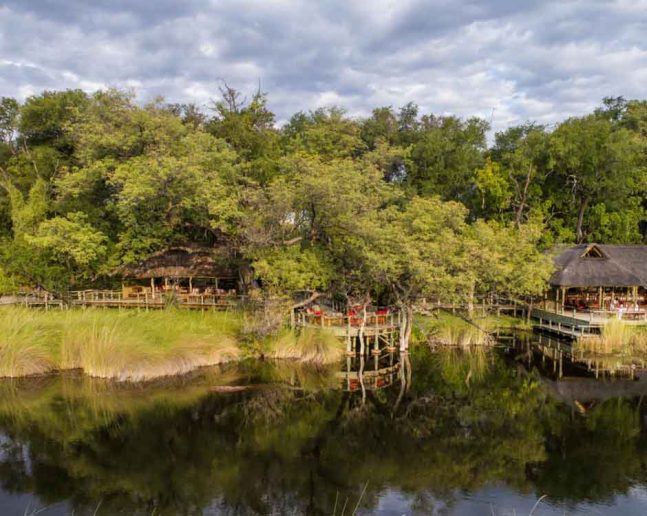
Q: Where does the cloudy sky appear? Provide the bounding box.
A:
[1,0,645,133]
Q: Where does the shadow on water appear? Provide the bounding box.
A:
[3,340,647,514]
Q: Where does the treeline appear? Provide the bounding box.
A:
[0,88,645,321]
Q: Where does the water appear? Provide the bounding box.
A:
[2,335,647,515]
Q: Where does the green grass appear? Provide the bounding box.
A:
[415,312,532,348]
[417,313,493,347]
[0,307,243,381]
[265,328,345,365]
[574,320,647,356]
[0,308,350,381]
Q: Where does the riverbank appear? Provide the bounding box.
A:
[0,307,346,381]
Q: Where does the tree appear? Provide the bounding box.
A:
[549,114,642,243]
[407,115,488,202]
[207,85,280,185]
[282,107,366,160]
[26,212,107,284]
[489,124,550,226]
[358,196,468,349]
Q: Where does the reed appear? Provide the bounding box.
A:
[267,328,345,365]
[0,308,57,377]
[426,313,493,347]
[575,320,647,356]
[0,307,243,380]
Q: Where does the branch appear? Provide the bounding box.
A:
[279,236,303,246]
[291,291,321,311]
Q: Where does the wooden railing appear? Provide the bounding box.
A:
[69,290,241,309]
[295,310,398,329]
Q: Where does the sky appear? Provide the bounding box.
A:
[0,0,646,133]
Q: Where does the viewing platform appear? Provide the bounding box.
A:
[294,307,402,354]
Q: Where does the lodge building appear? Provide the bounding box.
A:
[548,244,647,317]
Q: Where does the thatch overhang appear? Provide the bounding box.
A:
[117,246,237,280]
[550,244,647,288]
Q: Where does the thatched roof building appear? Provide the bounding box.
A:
[550,244,647,288]
[119,246,237,280]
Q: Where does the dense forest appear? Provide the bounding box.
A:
[0,88,645,316]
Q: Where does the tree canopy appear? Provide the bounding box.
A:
[0,88,644,310]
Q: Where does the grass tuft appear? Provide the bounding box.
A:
[0,308,243,381]
[268,328,345,365]
[575,320,647,357]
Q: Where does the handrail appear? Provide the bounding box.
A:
[296,310,398,328]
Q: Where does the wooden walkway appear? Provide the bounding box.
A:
[530,307,647,341]
[1,290,243,311]
[69,290,239,311]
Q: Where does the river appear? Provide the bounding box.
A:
[1,333,647,515]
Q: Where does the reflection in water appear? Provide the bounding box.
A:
[2,340,647,514]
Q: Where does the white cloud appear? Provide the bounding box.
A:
[0,0,644,135]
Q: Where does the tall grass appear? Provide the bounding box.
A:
[0,308,242,381]
[424,313,493,347]
[0,309,57,377]
[267,328,345,365]
[575,320,647,356]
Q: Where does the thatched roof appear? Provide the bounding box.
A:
[119,246,237,280]
[550,244,647,288]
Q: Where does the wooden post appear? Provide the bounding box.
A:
[598,287,603,310]
[374,311,379,354]
[561,288,566,314]
[346,316,352,354]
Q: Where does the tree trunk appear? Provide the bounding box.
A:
[467,282,475,318]
[398,304,414,352]
[575,197,589,244]
[514,163,534,228]
[526,297,534,324]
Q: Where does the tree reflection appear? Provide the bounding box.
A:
[0,349,646,514]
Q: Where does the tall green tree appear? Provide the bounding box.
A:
[549,113,643,243]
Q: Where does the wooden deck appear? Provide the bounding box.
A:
[295,310,401,354]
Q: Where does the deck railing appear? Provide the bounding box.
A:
[69,290,241,309]
[295,310,398,329]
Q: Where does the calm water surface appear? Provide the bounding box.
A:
[2,334,647,515]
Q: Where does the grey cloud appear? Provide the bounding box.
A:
[0,0,645,135]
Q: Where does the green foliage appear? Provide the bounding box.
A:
[27,212,107,271]
[253,245,335,293]
[548,113,643,242]
[0,87,643,311]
